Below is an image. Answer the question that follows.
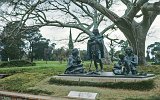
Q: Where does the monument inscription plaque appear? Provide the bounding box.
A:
[68,91,97,100]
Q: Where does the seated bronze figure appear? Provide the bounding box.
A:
[113,47,138,75]
[64,48,84,74]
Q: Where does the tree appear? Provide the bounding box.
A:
[71,0,160,65]
[147,42,160,62]
[118,40,129,54]
[1,0,160,65]
[24,27,42,62]
[0,0,113,64]
[57,47,67,64]
[0,21,26,61]
[79,50,88,61]
[34,38,50,60]
[50,43,56,50]
[109,39,116,62]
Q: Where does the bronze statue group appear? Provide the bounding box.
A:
[64,29,138,75]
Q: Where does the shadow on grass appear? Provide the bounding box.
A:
[49,78,155,91]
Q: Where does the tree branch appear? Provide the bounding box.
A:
[141,2,160,32]
[4,0,43,39]
[125,0,148,21]
[121,0,131,6]
[71,0,119,22]
[100,24,116,35]
[72,1,94,18]
[48,0,93,36]
[135,14,143,18]
[75,32,85,42]
[76,36,89,42]
[142,2,160,11]
[97,14,104,26]
[75,22,93,42]
[104,34,119,43]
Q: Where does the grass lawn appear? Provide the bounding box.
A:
[0,61,160,100]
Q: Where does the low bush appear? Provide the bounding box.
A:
[0,60,36,68]
[49,78,155,91]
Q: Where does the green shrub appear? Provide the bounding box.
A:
[0,60,36,68]
[49,78,155,91]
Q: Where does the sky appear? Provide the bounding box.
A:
[40,0,160,52]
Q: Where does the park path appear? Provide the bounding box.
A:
[0,90,76,100]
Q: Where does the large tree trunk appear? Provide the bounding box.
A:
[137,39,146,65]
[115,18,147,65]
[131,34,146,65]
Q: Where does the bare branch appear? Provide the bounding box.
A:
[135,14,143,18]
[100,24,115,35]
[97,14,104,26]
[105,0,113,8]
[104,34,119,43]
[1,0,116,41]
[142,2,160,11]
[74,32,85,42]
[75,22,94,42]
[35,8,47,21]
[14,0,43,34]
[141,2,160,32]
[0,15,10,22]
[121,0,131,6]
[72,1,94,18]
[71,0,119,22]
[47,0,93,36]
[76,36,89,42]
[124,0,148,21]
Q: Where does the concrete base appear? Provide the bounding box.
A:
[53,72,155,82]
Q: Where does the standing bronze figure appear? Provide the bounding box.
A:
[87,29,104,72]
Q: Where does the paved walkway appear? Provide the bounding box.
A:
[0,91,76,100]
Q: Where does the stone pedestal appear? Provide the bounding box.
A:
[53,72,155,82]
